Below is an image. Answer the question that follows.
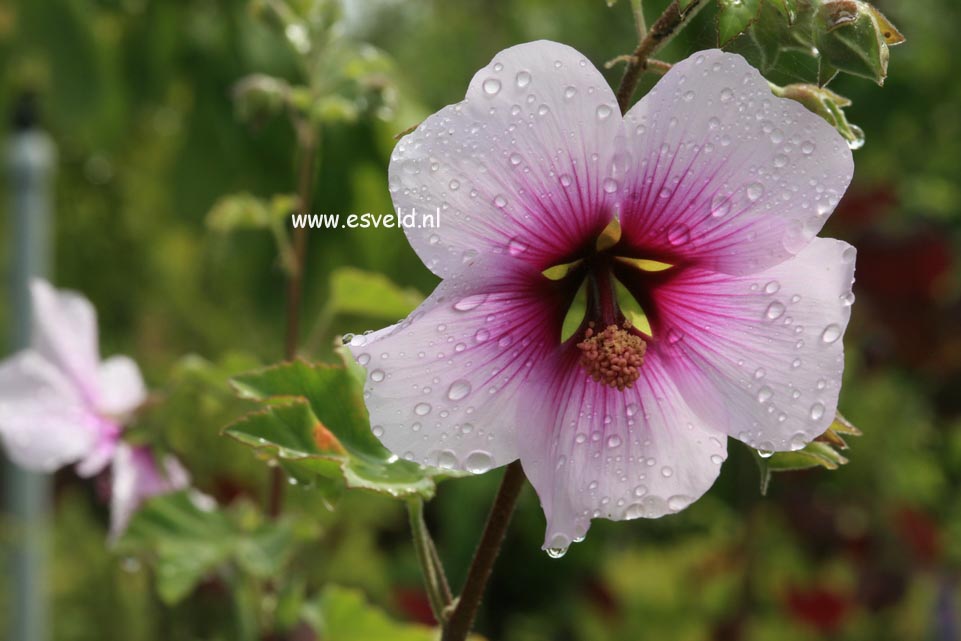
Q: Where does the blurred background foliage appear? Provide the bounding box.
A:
[1,0,960,639]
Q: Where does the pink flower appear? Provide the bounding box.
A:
[109,443,190,541]
[0,279,189,539]
[0,279,146,475]
[348,43,855,552]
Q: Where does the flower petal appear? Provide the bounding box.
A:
[0,351,99,471]
[348,260,565,472]
[97,355,147,418]
[390,40,622,277]
[653,238,856,451]
[619,50,853,275]
[109,443,191,542]
[519,347,727,551]
[29,279,102,403]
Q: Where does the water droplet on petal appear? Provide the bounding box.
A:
[747,182,764,201]
[719,87,734,103]
[454,294,487,311]
[447,380,472,401]
[821,324,842,343]
[414,402,432,416]
[564,86,577,100]
[515,70,532,88]
[606,435,622,449]
[810,402,825,421]
[710,193,732,218]
[667,223,690,246]
[596,104,613,121]
[765,301,785,320]
[757,386,773,403]
[602,178,618,193]
[546,534,570,558]
[370,369,385,382]
[482,78,502,96]
[465,450,494,474]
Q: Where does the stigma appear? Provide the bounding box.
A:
[577,321,646,390]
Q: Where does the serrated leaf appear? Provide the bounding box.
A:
[302,586,440,641]
[717,0,762,47]
[329,267,424,321]
[226,360,454,499]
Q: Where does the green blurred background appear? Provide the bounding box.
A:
[1,0,960,639]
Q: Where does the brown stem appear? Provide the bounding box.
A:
[614,0,707,114]
[269,125,318,520]
[442,461,526,641]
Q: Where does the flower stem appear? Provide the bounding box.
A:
[269,124,319,519]
[408,498,453,622]
[615,0,709,114]
[442,461,526,641]
[630,0,647,40]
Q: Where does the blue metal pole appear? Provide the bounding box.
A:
[4,91,56,641]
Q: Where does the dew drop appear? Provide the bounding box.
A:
[710,193,732,218]
[414,402,432,416]
[810,402,825,421]
[719,87,734,103]
[465,450,494,474]
[509,152,522,166]
[801,141,816,155]
[757,385,773,403]
[596,104,613,121]
[764,280,780,295]
[765,301,785,320]
[564,86,577,100]
[508,238,529,256]
[370,369,385,382]
[606,435,622,449]
[667,223,690,246]
[482,78,502,96]
[447,380,472,401]
[372,425,384,438]
[602,178,619,193]
[454,294,487,311]
[820,324,842,344]
[493,194,507,208]
[515,70,532,88]
[747,182,765,201]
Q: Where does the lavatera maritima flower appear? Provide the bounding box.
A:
[0,279,189,540]
[347,42,856,554]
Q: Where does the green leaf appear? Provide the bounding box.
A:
[329,267,424,320]
[118,492,298,604]
[206,193,272,232]
[814,0,893,85]
[302,585,440,641]
[678,0,700,14]
[717,0,762,47]
[226,361,454,499]
[755,411,863,492]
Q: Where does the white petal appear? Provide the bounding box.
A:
[621,50,853,275]
[0,351,98,471]
[348,260,561,472]
[390,40,622,277]
[654,238,856,450]
[519,348,727,551]
[109,443,191,541]
[96,355,147,417]
[29,279,101,402]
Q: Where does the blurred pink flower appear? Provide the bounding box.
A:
[0,279,145,475]
[348,43,856,552]
[0,279,188,538]
[109,443,190,541]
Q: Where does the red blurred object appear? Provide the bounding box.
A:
[785,584,853,634]
[893,505,943,566]
[393,586,437,626]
